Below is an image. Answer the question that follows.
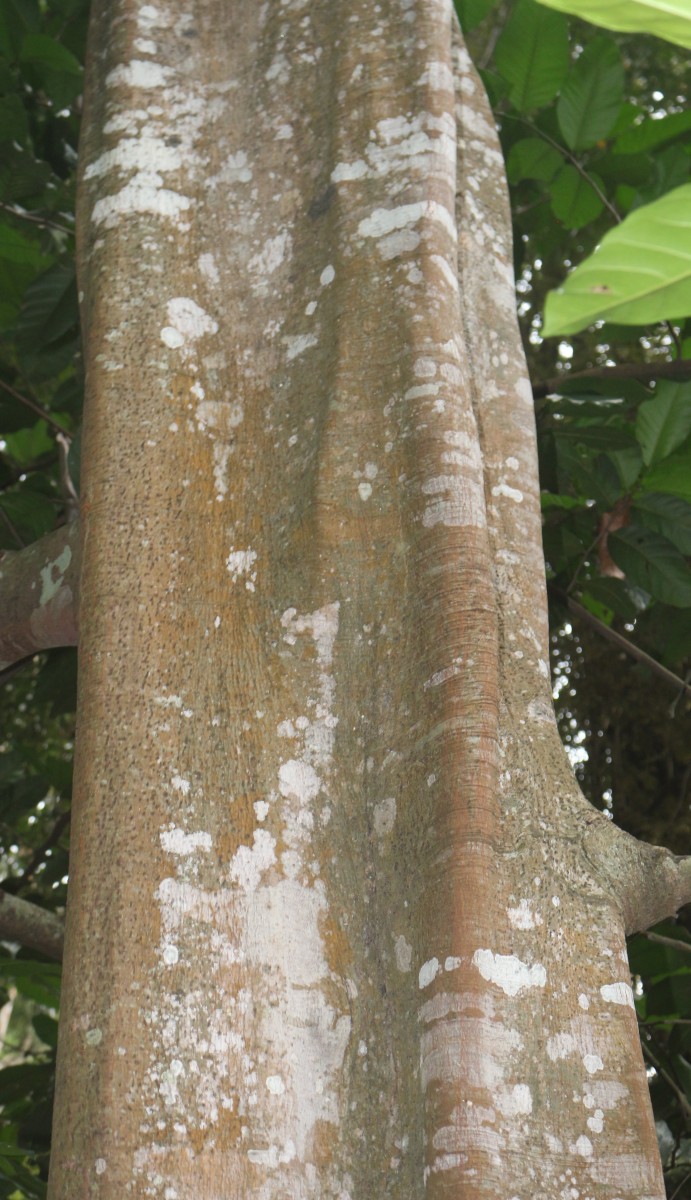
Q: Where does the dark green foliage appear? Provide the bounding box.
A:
[0,0,86,1189]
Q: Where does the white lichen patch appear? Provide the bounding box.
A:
[507,899,540,930]
[491,482,523,503]
[574,1134,593,1157]
[587,1108,604,1133]
[161,297,218,353]
[395,935,412,972]
[106,60,171,90]
[472,949,546,997]
[229,830,277,893]
[39,544,72,605]
[170,775,191,795]
[546,1032,577,1062]
[358,200,455,243]
[248,229,291,281]
[283,333,318,361]
[278,760,321,804]
[600,982,634,1008]
[373,796,396,837]
[419,957,440,989]
[421,473,485,529]
[495,1083,532,1117]
[226,547,258,591]
[583,1054,604,1074]
[160,829,212,856]
[198,252,220,284]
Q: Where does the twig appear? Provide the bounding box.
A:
[0,378,71,437]
[505,113,619,223]
[551,589,691,701]
[643,930,691,956]
[0,201,74,238]
[16,810,71,887]
[669,1168,691,1200]
[0,505,25,549]
[533,358,691,399]
[641,1039,691,1125]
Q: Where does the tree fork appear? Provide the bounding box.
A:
[45,1,691,1197]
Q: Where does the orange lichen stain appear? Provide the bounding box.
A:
[309,1118,338,1166]
[319,907,352,977]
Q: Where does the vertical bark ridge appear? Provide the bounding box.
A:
[49,1,664,1198]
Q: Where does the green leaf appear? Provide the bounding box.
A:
[543,184,691,336]
[614,109,691,156]
[0,488,55,546]
[0,0,40,60]
[633,492,691,555]
[0,94,28,141]
[507,138,563,184]
[635,381,691,466]
[540,491,588,509]
[0,225,47,269]
[608,525,691,607]
[454,0,499,31]
[552,424,637,451]
[548,165,605,228]
[557,37,624,151]
[641,451,691,502]
[16,262,76,348]
[534,0,691,50]
[495,0,569,113]
[581,577,643,621]
[20,33,81,75]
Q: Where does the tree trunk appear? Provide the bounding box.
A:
[47,1,691,1196]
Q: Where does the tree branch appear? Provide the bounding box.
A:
[533,359,691,399]
[0,890,64,961]
[554,591,691,701]
[0,522,80,670]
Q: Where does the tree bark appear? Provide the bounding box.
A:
[47,1,691,1197]
[0,523,79,670]
[0,890,64,961]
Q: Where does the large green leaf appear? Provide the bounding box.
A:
[0,225,47,269]
[633,492,691,554]
[608,525,691,606]
[635,381,691,466]
[548,165,605,228]
[535,0,691,50]
[557,37,624,151]
[641,450,691,502]
[507,138,563,184]
[614,109,691,155]
[454,0,499,31]
[495,0,569,113]
[15,262,79,378]
[543,184,691,336]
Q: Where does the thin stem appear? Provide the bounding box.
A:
[505,113,620,223]
[669,1168,691,1200]
[643,930,691,956]
[533,358,691,399]
[0,505,25,549]
[0,201,74,238]
[564,535,600,595]
[641,1040,691,1125]
[0,378,71,437]
[552,589,691,701]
